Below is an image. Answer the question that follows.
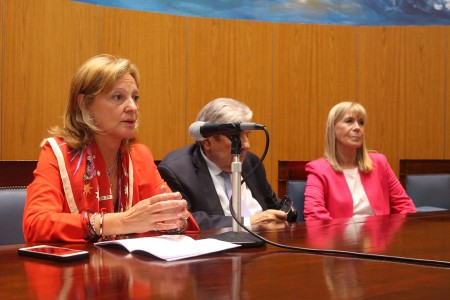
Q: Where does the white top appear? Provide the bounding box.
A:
[343,168,374,217]
[200,149,263,225]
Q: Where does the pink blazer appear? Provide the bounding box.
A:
[304,153,416,221]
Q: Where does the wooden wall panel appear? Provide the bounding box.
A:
[1,1,450,192]
[186,18,274,182]
[0,0,2,157]
[1,0,98,159]
[99,7,187,160]
[273,24,357,164]
[446,28,450,160]
[357,26,447,174]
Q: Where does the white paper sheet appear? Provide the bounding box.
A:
[95,235,241,261]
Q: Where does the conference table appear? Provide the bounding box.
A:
[1,211,450,299]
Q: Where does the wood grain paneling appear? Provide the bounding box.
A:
[273,24,357,163]
[2,0,98,159]
[1,1,450,191]
[358,26,447,174]
[0,0,3,157]
[446,28,450,160]
[99,7,187,160]
[186,17,274,182]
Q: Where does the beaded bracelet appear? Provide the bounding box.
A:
[81,210,99,242]
[81,210,91,241]
[81,210,101,242]
[89,212,98,235]
[99,212,104,236]
[100,213,114,241]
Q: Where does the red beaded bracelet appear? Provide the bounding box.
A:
[81,210,100,242]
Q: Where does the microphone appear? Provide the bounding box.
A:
[189,121,265,141]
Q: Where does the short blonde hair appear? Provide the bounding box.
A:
[325,101,372,172]
[50,54,140,149]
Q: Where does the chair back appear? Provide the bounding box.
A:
[286,181,306,221]
[0,160,37,188]
[399,159,450,212]
[278,161,309,222]
[0,160,37,245]
[0,189,28,245]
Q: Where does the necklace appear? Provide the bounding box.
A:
[106,157,118,185]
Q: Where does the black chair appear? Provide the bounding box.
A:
[0,160,37,245]
[278,161,308,222]
[399,159,450,212]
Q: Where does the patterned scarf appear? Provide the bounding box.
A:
[66,140,131,213]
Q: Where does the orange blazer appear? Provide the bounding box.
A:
[23,139,199,243]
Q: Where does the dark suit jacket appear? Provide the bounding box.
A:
[158,143,278,229]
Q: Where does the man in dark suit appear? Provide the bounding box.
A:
[158,98,287,229]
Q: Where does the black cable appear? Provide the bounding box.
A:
[241,126,269,184]
[229,206,450,268]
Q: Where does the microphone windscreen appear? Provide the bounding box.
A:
[189,121,206,141]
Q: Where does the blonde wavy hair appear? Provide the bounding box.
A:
[50,54,140,149]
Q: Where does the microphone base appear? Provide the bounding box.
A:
[212,231,265,248]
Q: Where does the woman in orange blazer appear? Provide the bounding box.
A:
[23,54,198,243]
[304,102,416,221]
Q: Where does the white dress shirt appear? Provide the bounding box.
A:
[200,149,263,225]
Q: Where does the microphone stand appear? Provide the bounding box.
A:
[212,132,264,248]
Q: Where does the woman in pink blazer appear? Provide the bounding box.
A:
[304,102,416,221]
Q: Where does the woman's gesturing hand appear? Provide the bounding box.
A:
[121,191,189,234]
